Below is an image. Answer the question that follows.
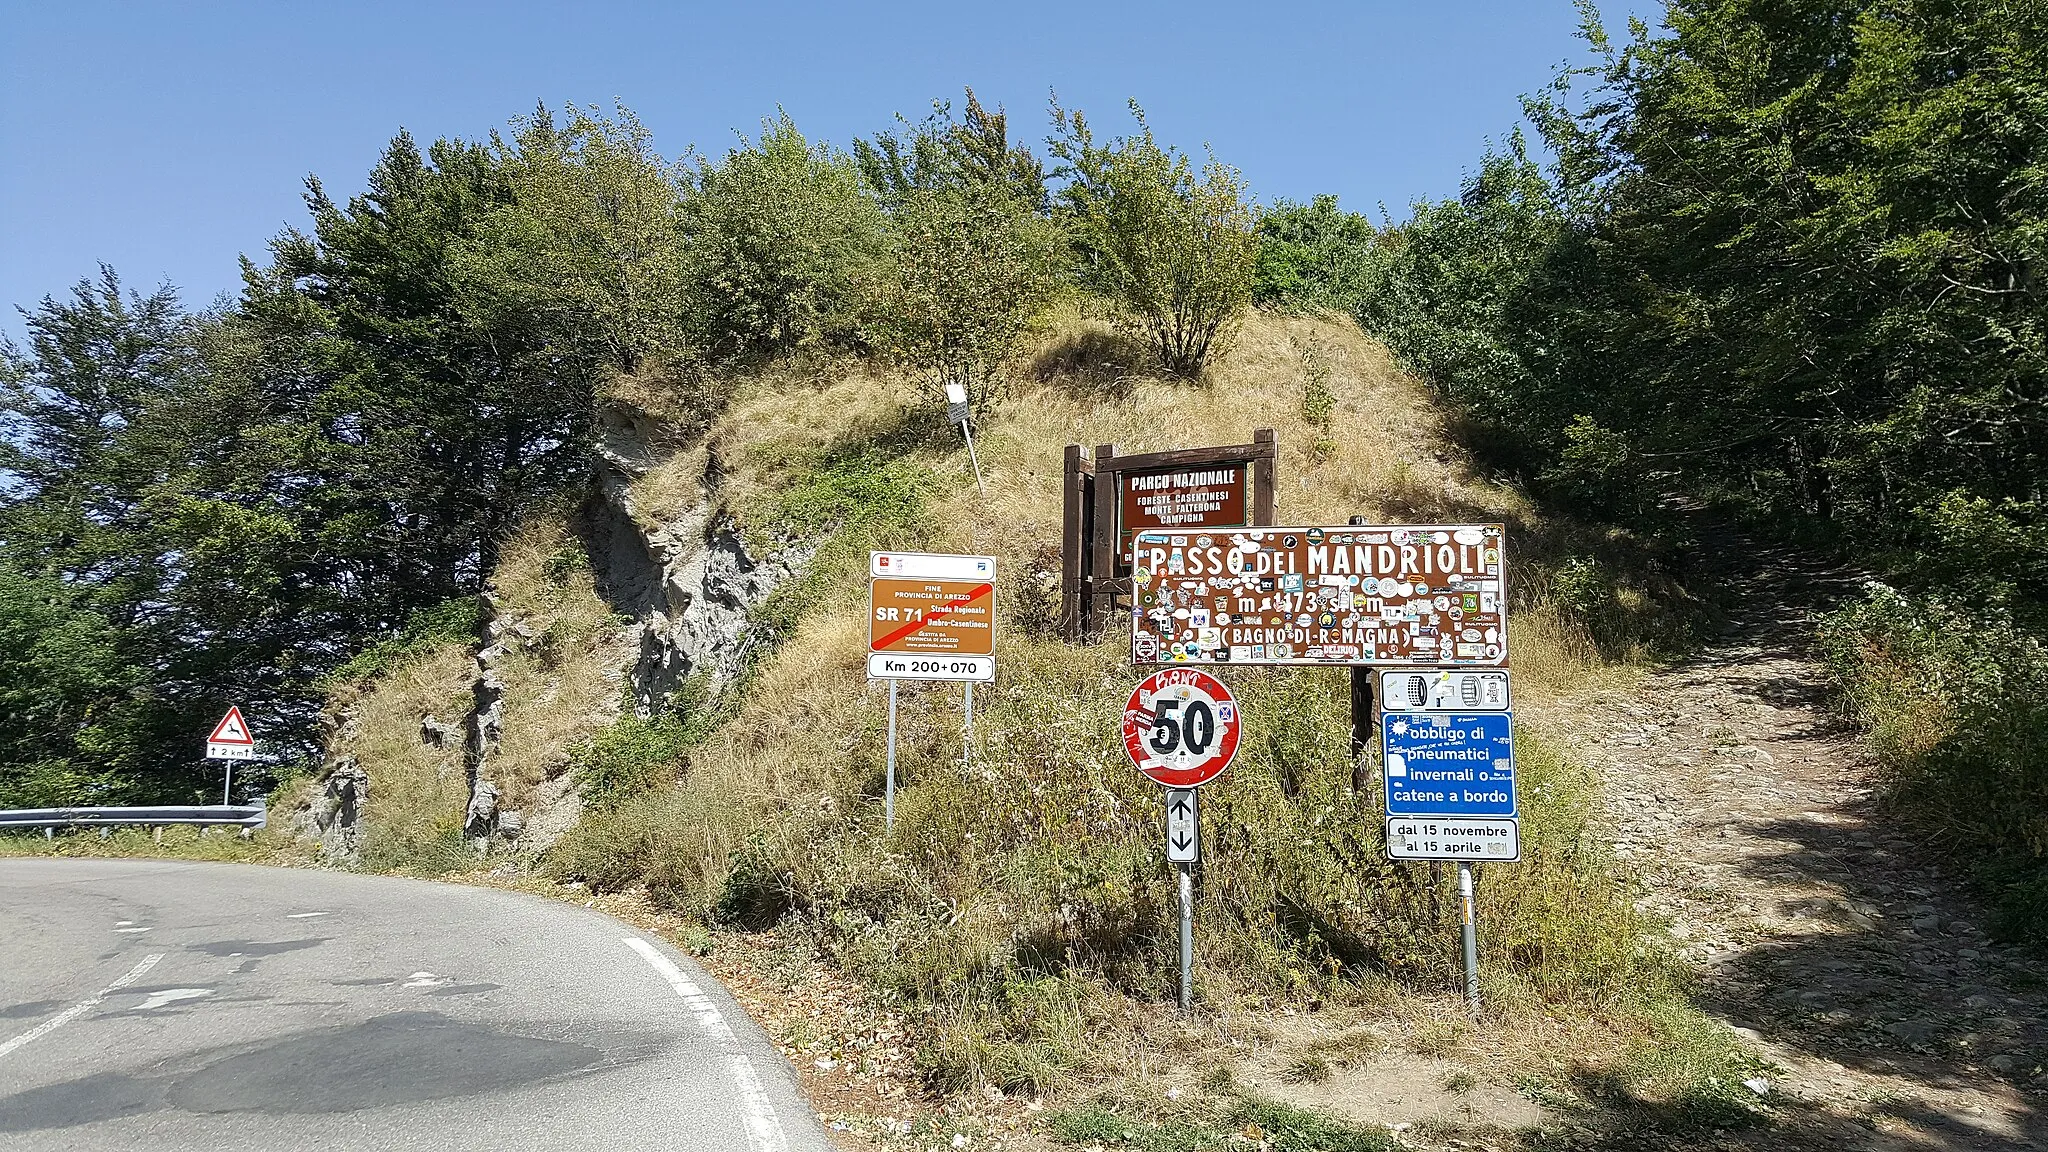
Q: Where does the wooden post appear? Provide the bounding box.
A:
[1089,442,1119,638]
[1252,427,1278,526]
[1348,513,1374,791]
[1061,444,1086,641]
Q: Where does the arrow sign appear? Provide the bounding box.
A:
[1165,788,1198,863]
[206,706,256,761]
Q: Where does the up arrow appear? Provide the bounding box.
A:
[1165,788,1199,863]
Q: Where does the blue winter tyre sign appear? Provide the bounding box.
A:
[1382,712,1517,818]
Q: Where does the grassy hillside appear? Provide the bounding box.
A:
[9,306,1730,1144]
[538,307,1740,1142]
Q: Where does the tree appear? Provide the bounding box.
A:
[0,563,139,807]
[873,179,1062,414]
[459,103,691,375]
[858,91,1063,414]
[682,115,888,359]
[1049,100,1259,378]
[274,129,607,590]
[856,88,1048,212]
[0,267,196,603]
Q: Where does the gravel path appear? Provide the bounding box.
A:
[1542,545,2048,1150]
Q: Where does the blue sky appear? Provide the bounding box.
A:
[1,1,1640,332]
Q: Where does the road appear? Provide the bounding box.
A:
[0,858,833,1152]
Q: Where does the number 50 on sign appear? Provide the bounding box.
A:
[1121,669,1241,788]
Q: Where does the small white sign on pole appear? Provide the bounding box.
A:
[1165,789,1199,863]
[866,653,994,682]
[1385,816,1521,861]
[1379,669,1511,713]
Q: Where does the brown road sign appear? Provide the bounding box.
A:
[1130,523,1508,666]
[870,578,996,656]
[1119,463,1248,562]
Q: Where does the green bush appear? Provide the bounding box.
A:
[323,597,485,686]
[573,711,690,811]
[1822,585,2048,946]
[1049,101,1259,378]
[683,114,887,359]
[872,180,1064,415]
[1256,195,1377,313]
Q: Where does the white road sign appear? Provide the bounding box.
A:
[1380,669,1510,712]
[870,551,995,580]
[1165,789,1199,863]
[1385,816,1520,862]
[206,706,256,761]
[866,653,994,682]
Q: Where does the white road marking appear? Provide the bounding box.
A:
[624,936,789,1152]
[0,954,163,1059]
[113,926,152,934]
[133,988,213,1011]
[403,971,450,988]
[285,911,330,919]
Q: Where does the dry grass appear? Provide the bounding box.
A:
[460,304,1733,1147]
[333,642,476,871]
[481,516,636,818]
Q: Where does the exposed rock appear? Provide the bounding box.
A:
[301,756,368,859]
[463,781,499,841]
[470,671,505,760]
[583,439,810,715]
[496,810,526,840]
[420,714,459,749]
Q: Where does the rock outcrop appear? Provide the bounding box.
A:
[299,755,367,858]
[585,417,810,716]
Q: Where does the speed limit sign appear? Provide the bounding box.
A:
[1122,669,1241,787]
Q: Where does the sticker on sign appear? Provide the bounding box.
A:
[1385,816,1520,861]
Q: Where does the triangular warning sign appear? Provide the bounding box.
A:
[208,706,254,746]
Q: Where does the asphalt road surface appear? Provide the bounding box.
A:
[0,858,833,1151]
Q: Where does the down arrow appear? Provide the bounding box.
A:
[1173,835,1193,851]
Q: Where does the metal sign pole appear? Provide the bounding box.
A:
[885,680,899,831]
[222,762,233,807]
[961,420,987,496]
[1175,787,1198,1013]
[1459,862,1480,1014]
[1178,862,1195,1013]
[962,682,974,763]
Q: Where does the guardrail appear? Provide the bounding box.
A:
[0,805,268,835]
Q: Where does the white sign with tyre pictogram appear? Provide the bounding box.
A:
[1122,668,1241,788]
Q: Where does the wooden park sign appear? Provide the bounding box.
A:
[1130,523,1508,666]
[1061,430,1277,640]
